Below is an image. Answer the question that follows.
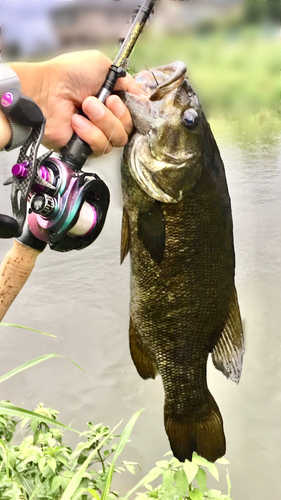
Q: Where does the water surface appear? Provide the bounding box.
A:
[0,130,280,499]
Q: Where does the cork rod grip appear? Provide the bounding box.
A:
[0,240,41,321]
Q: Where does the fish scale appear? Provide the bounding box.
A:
[120,61,244,462]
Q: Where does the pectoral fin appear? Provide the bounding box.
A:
[137,201,165,265]
[212,287,245,384]
[121,208,130,264]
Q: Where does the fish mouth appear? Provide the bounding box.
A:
[134,61,187,99]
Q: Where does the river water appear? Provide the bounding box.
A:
[0,128,280,500]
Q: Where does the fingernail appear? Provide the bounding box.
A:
[84,98,105,119]
[72,114,90,131]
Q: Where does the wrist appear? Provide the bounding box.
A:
[0,107,12,149]
[8,61,50,115]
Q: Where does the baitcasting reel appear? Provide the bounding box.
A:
[14,154,109,252]
[0,88,109,252]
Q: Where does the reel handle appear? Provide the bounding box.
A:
[0,240,42,321]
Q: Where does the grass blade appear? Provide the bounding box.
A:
[0,322,56,337]
[0,401,79,433]
[101,409,143,500]
[0,354,87,385]
[0,354,62,384]
[61,421,122,500]
[0,438,10,478]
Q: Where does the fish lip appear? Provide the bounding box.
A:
[151,61,187,97]
[134,61,187,98]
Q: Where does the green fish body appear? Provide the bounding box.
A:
[120,62,244,462]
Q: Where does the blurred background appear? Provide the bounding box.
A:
[1,0,280,135]
[0,2,280,500]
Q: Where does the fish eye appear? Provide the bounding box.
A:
[182,109,199,130]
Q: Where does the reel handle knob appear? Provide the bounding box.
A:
[0,214,21,238]
[1,88,44,128]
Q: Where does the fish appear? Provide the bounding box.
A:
[119,61,244,463]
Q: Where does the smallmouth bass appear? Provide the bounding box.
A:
[120,62,244,462]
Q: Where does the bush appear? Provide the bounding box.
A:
[0,404,232,500]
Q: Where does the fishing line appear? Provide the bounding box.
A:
[145,64,159,86]
[100,91,132,158]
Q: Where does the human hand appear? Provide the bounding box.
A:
[9,50,143,156]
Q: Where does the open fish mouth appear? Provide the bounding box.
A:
[134,61,187,99]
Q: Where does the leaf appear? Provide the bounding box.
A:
[192,453,213,468]
[189,488,204,500]
[61,420,122,500]
[117,462,162,498]
[0,322,56,337]
[124,464,136,475]
[88,490,101,500]
[183,460,198,484]
[101,410,143,500]
[216,457,230,465]
[39,457,46,474]
[47,457,57,473]
[192,455,219,481]
[0,401,79,433]
[174,469,188,497]
[207,464,219,482]
[169,456,181,467]
[195,468,207,492]
[226,469,231,497]
[207,489,223,498]
[163,469,174,490]
[51,475,62,493]
[155,460,169,469]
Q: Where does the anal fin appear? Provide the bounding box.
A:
[129,319,158,380]
[212,286,245,384]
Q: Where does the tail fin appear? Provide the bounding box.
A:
[164,393,226,463]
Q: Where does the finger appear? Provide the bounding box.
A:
[114,72,147,96]
[82,96,128,148]
[106,95,133,136]
[72,114,113,157]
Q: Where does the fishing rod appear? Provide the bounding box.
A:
[0,0,157,321]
